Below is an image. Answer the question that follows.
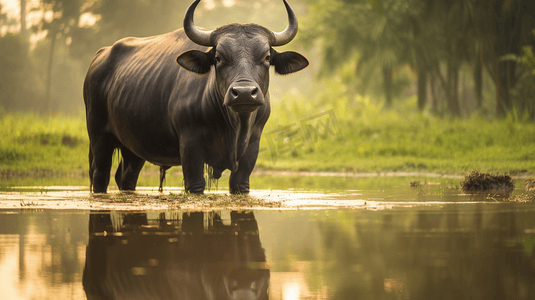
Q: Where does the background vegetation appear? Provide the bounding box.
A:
[1,0,535,185]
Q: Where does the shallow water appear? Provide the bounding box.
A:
[0,176,534,299]
[0,174,524,210]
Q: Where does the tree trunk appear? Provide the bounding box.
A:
[20,0,27,41]
[446,60,461,116]
[430,74,438,114]
[417,65,427,111]
[496,60,515,118]
[46,32,56,114]
[485,0,525,118]
[383,66,393,107]
[428,61,445,116]
[474,49,483,110]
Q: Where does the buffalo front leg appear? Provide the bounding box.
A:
[115,147,145,191]
[180,142,205,194]
[229,135,260,194]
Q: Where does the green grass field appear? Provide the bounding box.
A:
[0,111,88,173]
[259,100,535,174]
[1,94,535,187]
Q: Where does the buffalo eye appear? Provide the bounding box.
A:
[215,55,222,64]
[265,55,271,63]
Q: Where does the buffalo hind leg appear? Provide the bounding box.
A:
[159,166,171,192]
[115,147,145,191]
[90,133,117,193]
[88,146,94,192]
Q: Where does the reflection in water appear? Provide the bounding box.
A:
[0,211,88,300]
[83,211,269,300]
[311,206,535,299]
[0,203,534,299]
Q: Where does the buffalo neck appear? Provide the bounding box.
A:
[203,72,259,171]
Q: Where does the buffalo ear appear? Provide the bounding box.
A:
[176,48,214,74]
[271,50,309,75]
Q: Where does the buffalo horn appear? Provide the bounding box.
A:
[184,0,213,46]
[272,0,298,46]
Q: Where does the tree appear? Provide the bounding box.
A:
[30,0,90,113]
[298,0,535,118]
[299,0,418,107]
[479,0,535,118]
[0,4,42,112]
[0,34,43,112]
[418,1,474,116]
[20,0,28,41]
[502,29,535,119]
[29,0,188,113]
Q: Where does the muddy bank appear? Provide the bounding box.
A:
[0,187,364,211]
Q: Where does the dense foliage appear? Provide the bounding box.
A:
[1,0,534,118]
[299,0,535,118]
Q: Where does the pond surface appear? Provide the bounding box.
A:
[0,175,534,299]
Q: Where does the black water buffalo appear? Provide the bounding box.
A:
[84,0,308,194]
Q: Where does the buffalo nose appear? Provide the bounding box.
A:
[226,84,264,113]
[230,86,259,100]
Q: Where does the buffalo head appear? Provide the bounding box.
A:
[176,0,308,113]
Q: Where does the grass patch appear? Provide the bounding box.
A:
[2,94,535,188]
[257,92,535,174]
[0,111,88,174]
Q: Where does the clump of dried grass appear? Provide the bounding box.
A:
[461,170,514,192]
[524,179,535,191]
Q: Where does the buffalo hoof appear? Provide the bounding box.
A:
[185,178,205,194]
[230,186,249,195]
[186,190,204,195]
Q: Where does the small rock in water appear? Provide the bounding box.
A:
[461,170,514,192]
